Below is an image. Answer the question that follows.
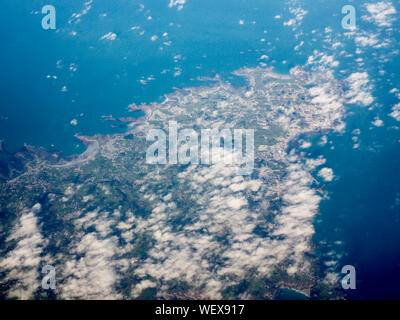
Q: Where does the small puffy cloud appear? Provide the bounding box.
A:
[284,18,296,26]
[318,167,334,182]
[389,103,400,122]
[100,32,117,41]
[371,118,384,127]
[300,141,312,149]
[307,51,339,68]
[284,7,308,29]
[354,33,379,47]
[168,0,186,10]
[306,157,326,171]
[68,0,93,25]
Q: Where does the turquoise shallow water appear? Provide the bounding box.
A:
[275,288,308,300]
[1,0,400,299]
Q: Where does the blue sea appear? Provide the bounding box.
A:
[1,0,399,299]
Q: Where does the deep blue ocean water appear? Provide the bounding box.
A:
[1,0,399,299]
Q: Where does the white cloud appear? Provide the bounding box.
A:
[284,7,308,29]
[68,0,93,24]
[345,72,374,107]
[300,141,312,149]
[100,32,117,41]
[307,51,339,68]
[371,118,384,127]
[354,33,379,47]
[59,209,133,299]
[318,167,334,182]
[389,103,400,121]
[306,156,326,171]
[284,18,296,27]
[363,2,397,27]
[168,0,186,10]
[0,205,46,299]
[61,232,123,299]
